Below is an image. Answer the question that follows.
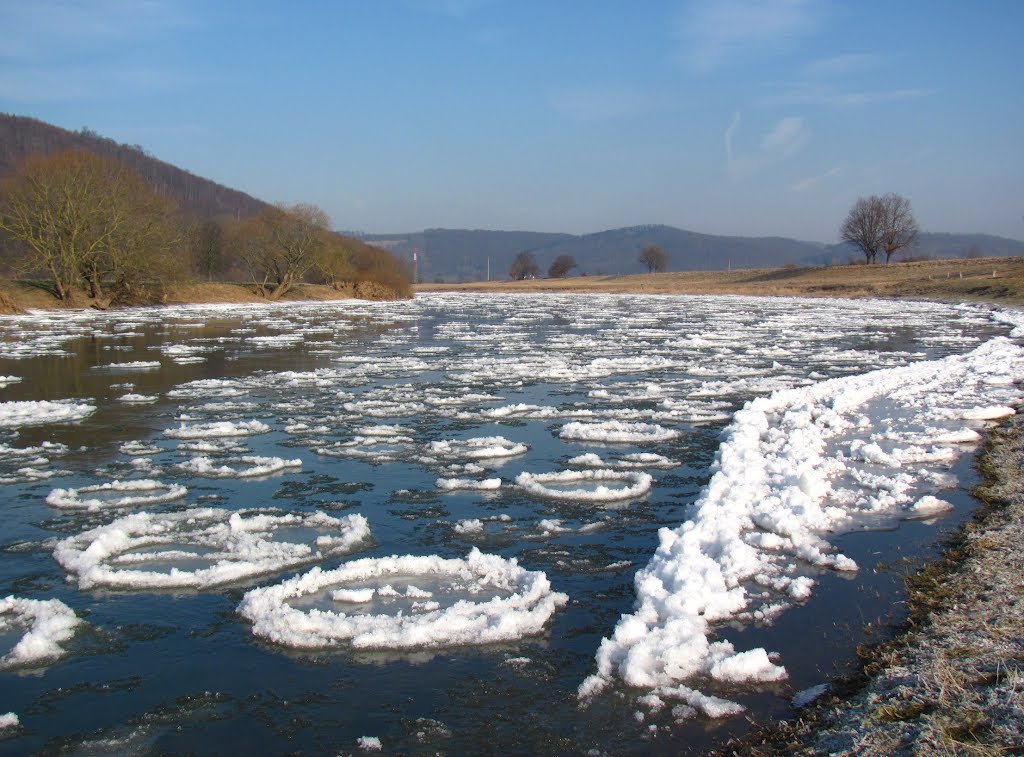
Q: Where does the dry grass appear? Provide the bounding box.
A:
[417,257,1024,305]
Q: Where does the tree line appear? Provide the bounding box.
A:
[0,149,411,306]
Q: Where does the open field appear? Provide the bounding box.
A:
[417,257,1024,304]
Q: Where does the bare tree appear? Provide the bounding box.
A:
[547,254,576,278]
[878,193,919,263]
[229,203,330,300]
[840,196,884,264]
[638,244,668,273]
[0,149,180,305]
[840,193,919,264]
[509,250,539,280]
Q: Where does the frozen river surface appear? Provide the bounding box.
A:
[1,293,1023,754]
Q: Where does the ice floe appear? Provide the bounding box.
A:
[177,455,301,479]
[559,421,679,444]
[515,469,653,502]
[54,508,371,590]
[0,400,96,429]
[46,479,187,511]
[238,548,568,650]
[163,420,270,439]
[0,596,82,669]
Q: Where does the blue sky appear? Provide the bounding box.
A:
[2,0,1021,242]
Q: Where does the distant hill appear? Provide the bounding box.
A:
[366,225,1024,282]
[0,113,269,221]
[364,225,827,282]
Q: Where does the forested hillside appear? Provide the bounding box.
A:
[0,113,268,221]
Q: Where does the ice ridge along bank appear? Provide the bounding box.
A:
[579,336,1024,716]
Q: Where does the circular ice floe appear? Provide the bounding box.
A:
[163,420,270,439]
[237,548,568,650]
[0,596,82,669]
[514,469,653,502]
[426,436,528,460]
[0,399,96,429]
[567,452,679,469]
[177,455,301,479]
[54,508,371,590]
[559,420,679,443]
[46,479,188,511]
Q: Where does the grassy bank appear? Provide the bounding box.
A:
[417,257,1024,305]
[0,279,409,313]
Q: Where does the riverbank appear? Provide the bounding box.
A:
[417,256,1024,305]
[0,279,409,313]
[719,414,1024,755]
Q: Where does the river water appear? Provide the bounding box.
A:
[0,293,1018,754]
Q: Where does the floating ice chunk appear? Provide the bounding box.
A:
[46,479,187,511]
[962,405,1016,420]
[164,420,270,439]
[792,683,829,708]
[427,436,528,460]
[453,519,484,534]
[238,548,568,650]
[568,452,678,470]
[435,477,502,491]
[118,393,159,404]
[120,441,162,457]
[559,421,679,443]
[0,376,21,387]
[177,455,301,479]
[92,361,160,371]
[908,495,954,519]
[0,596,82,669]
[515,469,652,502]
[54,508,371,590]
[0,712,17,730]
[0,399,96,429]
[357,736,382,751]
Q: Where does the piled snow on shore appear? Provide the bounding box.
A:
[579,337,1024,715]
[54,509,371,590]
[238,548,567,650]
[0,596,82,668]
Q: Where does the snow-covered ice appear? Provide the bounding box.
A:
[0,596,82,669]
[46,479,187,511]
[579,337,1024,712]
[238,548,568,650]
[54,509,371,590]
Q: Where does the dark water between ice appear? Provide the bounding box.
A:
[0,294,1010,754]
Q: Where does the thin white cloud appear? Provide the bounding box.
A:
[792,165,841,192]
[764,82,936,107]
[761,116,806,154]
[726,112,809,177]
[675,0,819,73]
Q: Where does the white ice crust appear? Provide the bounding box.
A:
[515,469,653,502]
[46,479,187,511]
[0,399,96,429]
[238,548,568,650]
[0,595,82,668]
[580,337,1024,713]
[54,508,371,590]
